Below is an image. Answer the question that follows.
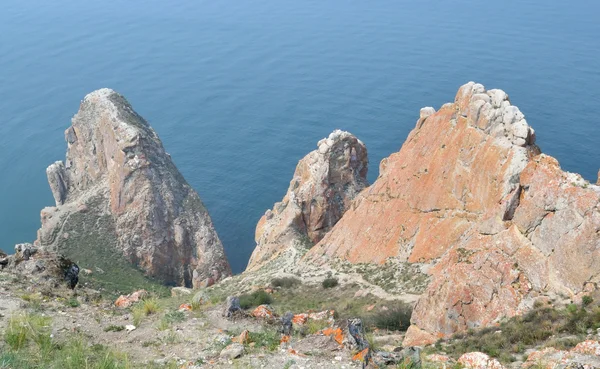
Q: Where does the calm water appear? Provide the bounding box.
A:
[1,0,599,273]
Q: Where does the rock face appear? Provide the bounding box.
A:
[246,130,368,271]
[301,82,600,345]
[35,89,231,287]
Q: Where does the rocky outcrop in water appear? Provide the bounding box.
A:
[246,130,368,271]
[35,89,231,287]
[298,82,600,345]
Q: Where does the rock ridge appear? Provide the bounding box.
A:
[287,82,600,345]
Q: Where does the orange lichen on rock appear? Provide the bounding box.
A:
[252,305,275,319]
[292,314,308,325]
[572,340,600,356]
[319,327,344,345]
[288,348,305,356]
[458,352,505,369]
[231,330,250,344]
[278,82,600,346]
[308,310,335,321]
[305,82,538,266]
[352,348,370,362]
[178,303,192,311]
[114,290,147,308]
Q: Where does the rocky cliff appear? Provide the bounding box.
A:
[246,130,368,271]
[297,82,600,345]
[35,89,231,287]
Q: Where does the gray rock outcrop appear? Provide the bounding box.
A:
[246,130,368,271]
[34,89,231,287]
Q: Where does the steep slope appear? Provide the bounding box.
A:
[301,82,600,344]
[246,130,368,272]
[35,89,231,287]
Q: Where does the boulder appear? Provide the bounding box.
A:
[33,89,230,287]
[371,349,421,368]
[171,287,192,297]
[0,250,7,268]
[246,129,368,271]
[523,343,600,369]
[178,303,192,311]
[281,312,294,335]
[252,305,275,319]
[64,263,79,289]
[1,249,80,291]
[320,327,344,345]
[14,243,37,261]
[219,343,245,359]
[344,318,369,352]
[458,352,504,369]
[222,296,241,318]
[231,330,250,344]
[294,334,343,356]
[115,290,148,308]
[192,291,209,305]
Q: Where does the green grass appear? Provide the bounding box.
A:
[305,319,331,335]
[158,310,186,330]
[441,302,600,363]
[20,293,43,311]
[248,330,280,351]
[322,278,339,289]
[271,277,301,289]
[239,290,273,310]
[104,325,125,332]
[45,197,170,299]
[66,297,80,308]
[132,297,162,326]
[365,303,412,331]
[4,313,52,351]
[2,312,130,369]
[268,283,386,323]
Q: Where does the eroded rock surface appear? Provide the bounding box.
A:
[298,82,600,345]
[246,130,368,271]
[35,89,231,287]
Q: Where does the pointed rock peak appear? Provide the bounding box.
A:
[246,130,368,272]
[35,89,231,287]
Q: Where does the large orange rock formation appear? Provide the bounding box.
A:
[35,89,231,287]
[300,82,600,345]
[246,130,368,271]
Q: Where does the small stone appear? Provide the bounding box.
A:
[171,286,192,297]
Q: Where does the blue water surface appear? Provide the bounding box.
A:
[1,0,599,273]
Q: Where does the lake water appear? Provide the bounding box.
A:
[1,0,599,273]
